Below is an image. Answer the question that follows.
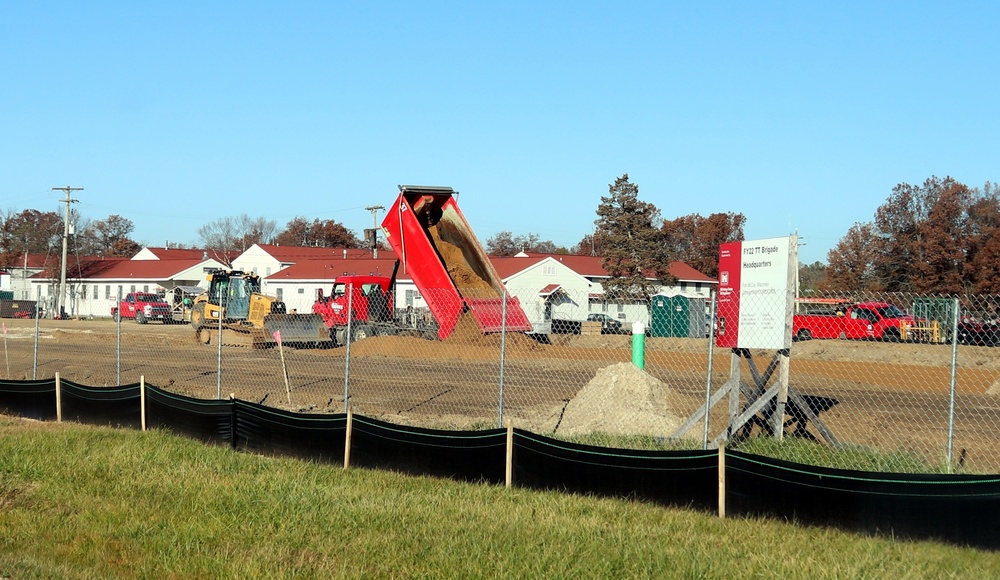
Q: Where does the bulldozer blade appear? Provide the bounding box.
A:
[263,313,332,347]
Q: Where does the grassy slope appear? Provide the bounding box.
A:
[0,415,996,579]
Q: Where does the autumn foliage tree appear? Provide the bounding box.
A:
[825,176,1000,294]
[661,212,745,278]
[273,217,361,248]
[594,174,673,296]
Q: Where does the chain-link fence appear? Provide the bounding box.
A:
[2,287,999,474]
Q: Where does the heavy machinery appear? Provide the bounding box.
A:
[191,268,331,348]
[311,185,533,345]
[380,185,532,339]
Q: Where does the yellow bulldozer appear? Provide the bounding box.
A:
[191,268,331,348]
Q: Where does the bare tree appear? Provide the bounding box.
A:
[196,214,277,264]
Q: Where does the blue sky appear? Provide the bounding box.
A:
[3,2,997,265]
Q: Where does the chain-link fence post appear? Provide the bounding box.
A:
[343,283,353,413]
[703,291,718,450]
[116,286,122,386]
[947,296,960,470]
[32,286,40,379]
[216,291,224,399]
[497,290,508,428]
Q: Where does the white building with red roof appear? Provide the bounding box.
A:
[29,255,225,319]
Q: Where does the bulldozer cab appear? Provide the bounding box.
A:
[207,271,259,320]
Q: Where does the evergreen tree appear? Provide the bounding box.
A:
[593,174,673,296]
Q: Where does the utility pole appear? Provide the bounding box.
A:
[52,186,82,319]
[364,205,385,259]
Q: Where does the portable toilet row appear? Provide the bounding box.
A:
[650,293,709,338]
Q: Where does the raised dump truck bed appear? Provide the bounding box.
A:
[381,185,532,340]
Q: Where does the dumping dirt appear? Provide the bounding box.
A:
[556,362,686,437]
[428,225,497,297]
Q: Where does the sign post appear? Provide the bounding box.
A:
[670,235,838,446]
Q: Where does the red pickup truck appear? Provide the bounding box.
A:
[792,301,913,342]
[111,292,174,324]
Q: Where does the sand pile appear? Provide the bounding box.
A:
[556,362,684,437]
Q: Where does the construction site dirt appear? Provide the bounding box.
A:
[3,317,1000,470]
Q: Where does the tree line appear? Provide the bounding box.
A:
[822,176,1000,295]
[4,174,997,297]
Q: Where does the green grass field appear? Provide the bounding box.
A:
[0,414,996,578]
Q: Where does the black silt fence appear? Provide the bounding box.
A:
[59,380,142,429]
[350,415,507,484]
[726,450,1000,549]
[233,399,346,464]
[146,385,234,446]
[2,378,1000,550]
[0,378,56,421]
[512,430,718,512]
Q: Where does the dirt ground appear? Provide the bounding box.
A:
[3,316,1000,471]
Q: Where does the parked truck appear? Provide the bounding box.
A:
[312,185,533,346]
[792,300,914,342]
[112,292,174,324]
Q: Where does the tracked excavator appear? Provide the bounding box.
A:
[191,268,331,348]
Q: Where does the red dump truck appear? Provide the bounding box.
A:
[313,185,532,345]
[792,300,913,341]
[311,263,439,345]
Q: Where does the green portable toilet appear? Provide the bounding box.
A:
[650,294,690,337]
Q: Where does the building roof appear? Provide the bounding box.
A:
[266,258,402,282]
[136,247,211,260]
[253,244,394,263]
[498,253,715,283]
[29,257,128,279]
[70,259,210,281]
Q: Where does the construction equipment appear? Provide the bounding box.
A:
[380,185,533,339]
[312,260,439,346]
[191,269,331,348]
[311,185,534,346]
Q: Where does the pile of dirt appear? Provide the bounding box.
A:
[556,362,685,437]
[443,312,544,352]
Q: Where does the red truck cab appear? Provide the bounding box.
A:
[112,292,174,324]
[793,301,913,341]
[312,274,393,331]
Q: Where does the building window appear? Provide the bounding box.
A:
[130,285,136,293]
[297,288,304,294]
[266,267,272,276]
[276,288,284,301]
[93,285,99,299]
[543,265,555,275]
[105,285,111,299]
[143,285,149,293]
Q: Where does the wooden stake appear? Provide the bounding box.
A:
[344,407,353,469]
[140,375,146,432]
[718,441,726,518]
[55,371,62,423]
[505,419,514,488]
[278,341,291,405]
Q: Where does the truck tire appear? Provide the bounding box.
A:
[795,329,812,341]
[113,310,121,322]
[136,311,147,324]
[351,325,370,342]
[883,328,900,343]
